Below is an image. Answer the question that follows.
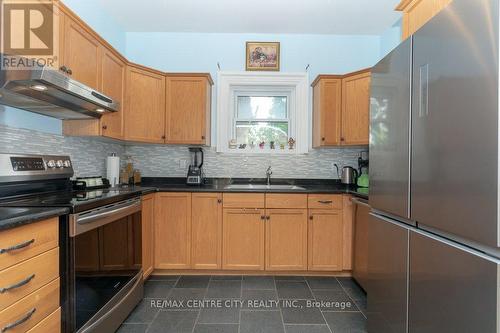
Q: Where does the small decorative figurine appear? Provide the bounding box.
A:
[280,143,285,150]
[270,141,275,149]
[249,141,255,149]
[238,144,247,149]
[229,139,238,149]
[288,138,296,149]
[259,141,265,149]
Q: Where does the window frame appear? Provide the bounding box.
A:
[232,90,294,146]
[216,71,309,154]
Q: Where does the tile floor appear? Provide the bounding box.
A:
[118,275,367,333]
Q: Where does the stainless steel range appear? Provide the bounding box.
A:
[0,153,144,333]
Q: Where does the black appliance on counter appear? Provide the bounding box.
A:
[186,147,204,185]
[0,153,143,333]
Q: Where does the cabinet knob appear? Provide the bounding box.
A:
[102,125,107,130]
[67,68,73,75]
[340,137,345,141]
[309,216,313,220]
[161,135,166,139]
[321,137,325,141]
[59,65,68,73]
[261,215,265,220]
[201,136,205,140]
[266,216,270,220]
[217,199,222,204]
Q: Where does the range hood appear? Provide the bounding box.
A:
[0,54,119,119]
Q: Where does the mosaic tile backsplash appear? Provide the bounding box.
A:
[0,125,125,178]
[126,145,366,179]
[0,125,367,179]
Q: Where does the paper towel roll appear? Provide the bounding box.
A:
[106,155,120,187]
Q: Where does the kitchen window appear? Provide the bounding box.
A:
[234,93,292,147]
[217,72,309,154]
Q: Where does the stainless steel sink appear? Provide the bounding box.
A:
[224,184,306,191]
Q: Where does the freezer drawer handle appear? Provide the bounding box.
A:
[1,308,36,332]
[0,239,35,254]
[0,274,35,294]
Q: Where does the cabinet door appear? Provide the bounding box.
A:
[62,15,100,89]
[313,78,342,147]
[165,76,211,145]
[125,66,166,143]
[341,71,371,145]
[142,194,155,279]
[265,209,308,271]
[100,47,126,139]
[308,209,343,271]
[222,209,265,270]
[191,193,222,269]
[154,193,191,269]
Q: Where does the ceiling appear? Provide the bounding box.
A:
[98,0,401,35]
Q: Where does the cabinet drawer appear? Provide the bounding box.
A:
[26,307,60,333]
[223,193,265,208]
[0,278,60,333]
[266,194,308,209]
[308,194,343,210]
[0,218,58,271]
[0,248,59,311]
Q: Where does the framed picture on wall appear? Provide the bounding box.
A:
[246,42,280,71]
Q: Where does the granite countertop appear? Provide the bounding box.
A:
[0,207,69,231]
[138,177,369,200]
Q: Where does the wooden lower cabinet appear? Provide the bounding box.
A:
[191,193,223,269]
[265,209,308,271]
[26,307,61,333]
[142,194,155,279]
[308,209,344,271]
[222,209,265,270]
[154,193,192,269]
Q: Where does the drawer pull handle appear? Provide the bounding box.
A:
[1,307,36,332]
[318,200,333,204]
[0,274,36,294]
[0,239,35,254]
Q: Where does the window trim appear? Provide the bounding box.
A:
[216,71,309,154]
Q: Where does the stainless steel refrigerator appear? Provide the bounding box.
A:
[368,0,500,332]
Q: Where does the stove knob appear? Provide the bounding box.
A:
[56,160,64,168]
[63,160,71,168]
[47,160,56,168]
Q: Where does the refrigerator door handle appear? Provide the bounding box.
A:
[419,64,429,118]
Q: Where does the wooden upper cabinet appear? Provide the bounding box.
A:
[312,76,342,147]
[165,74,213,145]
[191,193,223,270]
[154,193,192,269]
[265,209,308,271]
[308,209,344,271]
[396,0,453,40]
[312,70,370,147]
[222,209,265,271]
[99,47,126,139]
[341,70,371,145]
[61,14,100,89]
[125,65,166,143]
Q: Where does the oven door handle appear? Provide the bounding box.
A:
[69,198,141,237]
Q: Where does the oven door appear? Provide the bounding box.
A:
[68,198,143,333]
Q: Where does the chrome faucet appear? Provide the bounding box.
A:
[266,166,273,185]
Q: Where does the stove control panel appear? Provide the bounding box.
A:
[0,153,74,181]
[11,157,46,171]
